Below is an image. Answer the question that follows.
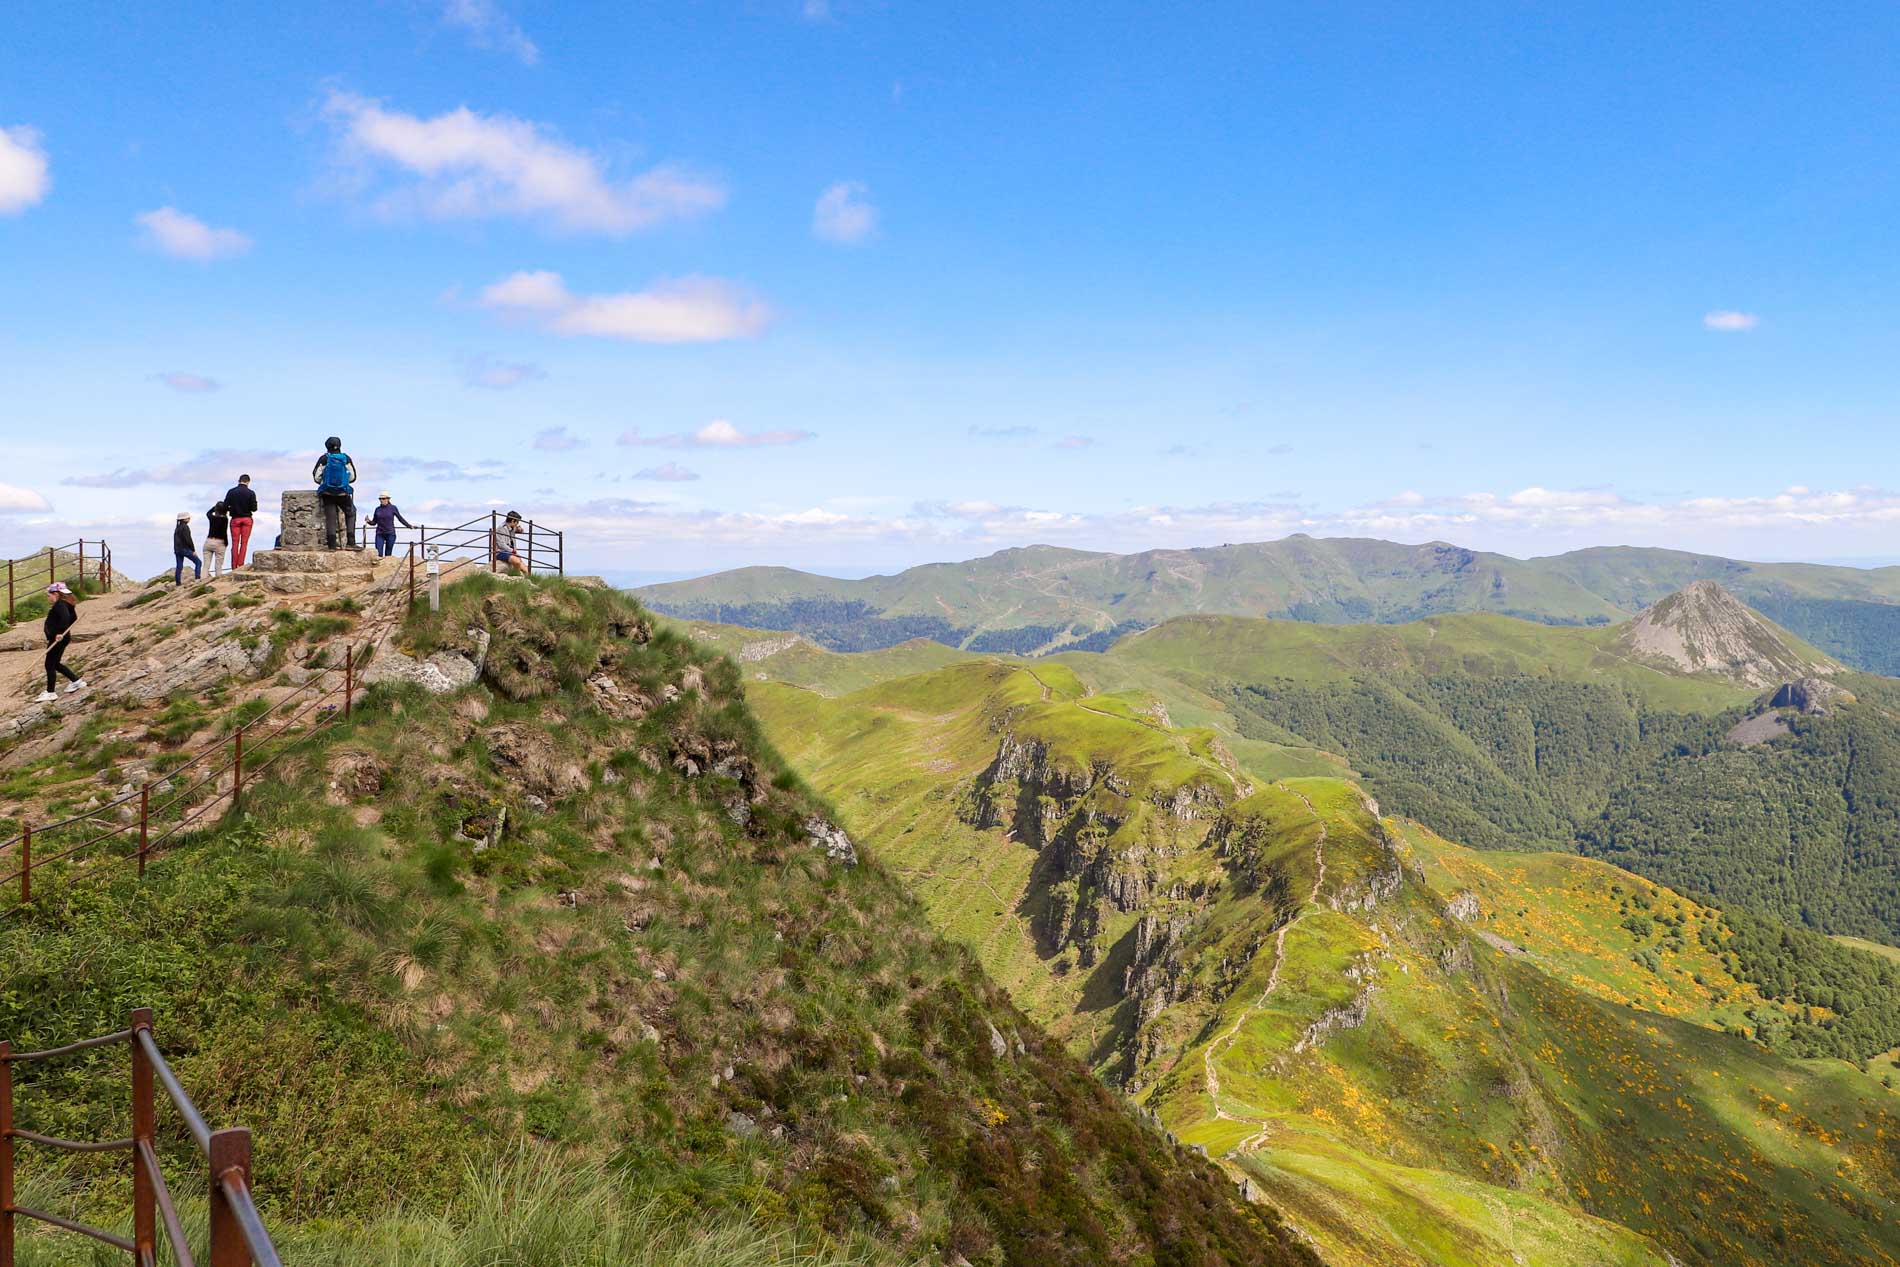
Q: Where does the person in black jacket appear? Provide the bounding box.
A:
[205,501,231,578]
[173,512,202,585]
[35,582,84,703]
[223,474,259,566]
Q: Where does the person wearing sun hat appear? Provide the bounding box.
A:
[35,582,85,703]
[494,509,530,575]
[364,490,413,558]
[173,511,202,585]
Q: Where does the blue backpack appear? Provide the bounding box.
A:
[319,451,352,493]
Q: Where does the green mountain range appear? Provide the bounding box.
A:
[733,646,1900,1265]
[637,536,1900,673]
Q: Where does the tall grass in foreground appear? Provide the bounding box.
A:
[14,1152,902,1267]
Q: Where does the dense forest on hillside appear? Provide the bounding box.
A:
[1710,906,1900,1063]
[1228,673,1900,942]
[1750,596,1900,677]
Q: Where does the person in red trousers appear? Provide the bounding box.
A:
[223,473,258,566]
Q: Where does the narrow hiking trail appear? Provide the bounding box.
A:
[1202,783,1329,1157]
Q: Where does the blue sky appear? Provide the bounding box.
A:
[4,1,1899,581]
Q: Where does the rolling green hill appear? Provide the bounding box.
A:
[636,535,1900,672]
[0,578,1314,1267]
[744,658,1900,1266]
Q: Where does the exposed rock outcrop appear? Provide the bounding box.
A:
[1768,676,1853,714]
[361,628,490,694]
[1617,581,1836,687]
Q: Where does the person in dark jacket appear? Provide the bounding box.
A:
[35,582,84,703]
[205,501,231,578]
[311,437,359,550]
[223,474,259,566]
[173,512,202,585]
[364,491,413,557]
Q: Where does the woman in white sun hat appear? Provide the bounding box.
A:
[173,511,202,585]
[36,582,85,703]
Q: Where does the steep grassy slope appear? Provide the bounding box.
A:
[637,536,1900,671]
[749,660,1900,1266]
[0,578,1314,1267]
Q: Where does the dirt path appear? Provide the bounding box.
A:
[1202,783,1329,1157]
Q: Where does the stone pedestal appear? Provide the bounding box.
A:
[280,490,327,549]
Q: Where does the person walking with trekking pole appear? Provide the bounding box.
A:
[223,473,258,566]
[312,436,360,550]
[35,582,86,703]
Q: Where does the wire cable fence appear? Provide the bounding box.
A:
[1,1008,283,1267]
[4,542,114,623]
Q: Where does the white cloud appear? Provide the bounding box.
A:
[0,482,50,513]
[634,463,700,482]
[813,181,877,244]
[1054,435,1098,450]
[618,419,813,448]
[153,372,222,394]
[135,207,253,261]
[478,270,770,342]
[532,425,584,451]
[441,0,539,64]
[0,125,50,214]
[459,354,545,390]
[323,91,724,235]
[1703,310,1759,332]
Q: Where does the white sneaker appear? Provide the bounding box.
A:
[34,691,57,703]
[64,679,87,694]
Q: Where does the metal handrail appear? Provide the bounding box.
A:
[0,1010,282,1266]
[3,540,113,622]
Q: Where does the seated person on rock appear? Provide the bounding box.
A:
[312,436,360,550]
[494,510,531,575]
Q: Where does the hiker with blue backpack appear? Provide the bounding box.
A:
[312,436,360,551]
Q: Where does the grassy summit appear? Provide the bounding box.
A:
[0,577,1313,1267]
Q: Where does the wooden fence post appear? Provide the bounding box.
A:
[207,1128,252,1267]
[130,1008,156,1265]
[1,1038,13,1267]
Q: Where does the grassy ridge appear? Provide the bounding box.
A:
[746,655,1900,1265]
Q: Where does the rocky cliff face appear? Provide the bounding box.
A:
[1617,580,1836,687]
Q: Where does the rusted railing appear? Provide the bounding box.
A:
[1,1008,283,1267]
[5,542,113,622]
[0,644,365,913]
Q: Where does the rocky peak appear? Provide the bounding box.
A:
[1617,580,1835,688]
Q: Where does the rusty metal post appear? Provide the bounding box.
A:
[76,541,84,592]
[343,650,353,718]
[557,530,564,577]
[489,511,498,574]
[527,521,535,574]
[407,544,415,609]
[17,825,26,905]
[130,1008,155,1265]
[207,1128,252,1267]
[42,549,50,593]
[138,786,149,878]
[1,1037,13,1267]
[6,558,12,621]
[233,729,244,810]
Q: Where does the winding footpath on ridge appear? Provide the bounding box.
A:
[1203,783,1329,1158]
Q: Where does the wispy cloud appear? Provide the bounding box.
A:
[619,420,812,449]
[63,450,306,490]
[323,90,724,235]
[1266,443,1294,456]
[0,482,50,513]
[633,462,700,482]
[0,125,50,215]
[478,270,770,342]
[136,207,252,261]
[970,425,1038,439]
[1054,435,1098,450]
[533,425,584,451]
[380,456,507,483]
[800,0,832,21]
[441,0,539,64]
[813,181,877,244]
[1703,310,1759,332]
[459,354,545,390]
[153,372,221,394]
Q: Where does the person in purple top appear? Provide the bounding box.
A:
[364,491,414,557]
